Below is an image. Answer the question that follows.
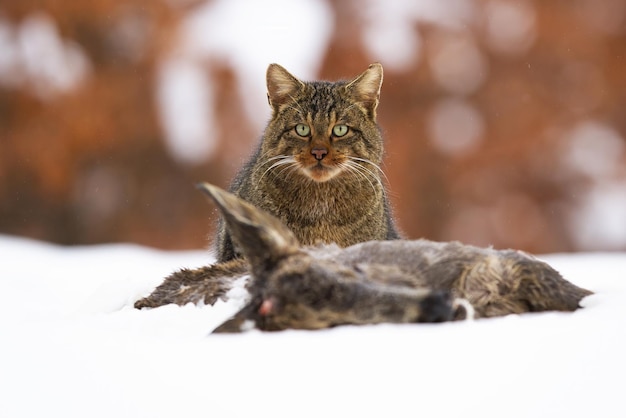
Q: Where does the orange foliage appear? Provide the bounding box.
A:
[1,0,625,251]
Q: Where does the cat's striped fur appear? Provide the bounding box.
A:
[216,63,400,262]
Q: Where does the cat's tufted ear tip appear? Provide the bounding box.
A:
[266,63,284,73]
[266,63,304,110]
[345,63,384,118]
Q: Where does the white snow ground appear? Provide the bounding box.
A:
[0,234,625,418]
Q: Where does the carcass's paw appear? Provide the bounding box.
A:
[418,291,454,323]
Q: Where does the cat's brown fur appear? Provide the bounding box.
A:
[134,183,593,333]
[216,63,399,262]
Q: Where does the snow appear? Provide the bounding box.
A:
[1,234,625,417]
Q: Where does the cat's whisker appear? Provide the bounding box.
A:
[257,153,289,166]
[284,163,301,180]
[346,156,390,185]
[340,161,377,196]
[275,161,300,183]
[261,156,299,178]
[342,103,360,114]
[348,160,384,192]
[266,160,297,179]
[254,154,290,169]
[251,152,280,176]
[350,161,382,183]
[269,159,297,173]
[274,158,299,177]
[350,166,378,196]
[284,104,304,117]
[258,156,297,181]
[285,93,305,117]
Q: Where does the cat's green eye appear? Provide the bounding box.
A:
[295,124,311,137]
[332,124,349,137]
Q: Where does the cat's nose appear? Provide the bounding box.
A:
[311,147,328,160]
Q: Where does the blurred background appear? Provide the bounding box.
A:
[1,0,625,253]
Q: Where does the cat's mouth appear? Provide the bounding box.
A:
[302,161,341,182]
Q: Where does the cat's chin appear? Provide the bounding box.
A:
[301,165,341,183]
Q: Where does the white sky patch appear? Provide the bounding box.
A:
[360,0,477,72]
[427,97,485,157]
[362,2,422,71]
[155,0,333,164]
[0,17,22,88]
[562,120,625,180]
[0,13,90,98]
[562,121,626,250]
[429,34,488,95]
[569,180,626,251]
[179,0,334,128]
[156,59,217,165]
[484,0,537,56]
[363,18,421,71]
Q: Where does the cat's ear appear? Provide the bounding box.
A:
[266,64,305,111]
[345,63,384,119]
[196,182,300,271]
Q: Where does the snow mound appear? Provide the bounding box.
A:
[0,234,624,418]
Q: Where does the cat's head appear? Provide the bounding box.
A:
[261,63,385,183]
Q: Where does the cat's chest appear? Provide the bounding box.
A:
[272,183,377,223]
[280,190,340,218]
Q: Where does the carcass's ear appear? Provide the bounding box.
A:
[196,183,300,271]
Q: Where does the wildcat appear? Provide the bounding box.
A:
[216,63,400,262]
[135,183,592,333]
